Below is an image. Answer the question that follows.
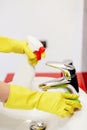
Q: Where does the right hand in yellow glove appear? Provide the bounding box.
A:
[0,36,46,66]
[4,84,82,118]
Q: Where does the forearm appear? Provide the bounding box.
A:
[0,36,27,53]
[0,81,10,103]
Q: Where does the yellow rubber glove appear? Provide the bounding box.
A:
[0,36,37,65]
[4,85,82,118]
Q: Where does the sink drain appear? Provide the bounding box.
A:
[29,121,46,130]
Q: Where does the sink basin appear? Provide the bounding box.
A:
[0,77,87,130]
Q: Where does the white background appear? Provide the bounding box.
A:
[0,0,87,75]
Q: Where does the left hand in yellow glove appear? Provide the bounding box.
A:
[0,36,46,66]
[4,84,82,118]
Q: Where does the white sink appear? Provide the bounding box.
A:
[0,77,87,130]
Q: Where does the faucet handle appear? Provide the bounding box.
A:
[46,61,75,81]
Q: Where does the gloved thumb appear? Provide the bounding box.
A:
[63,93,78,99]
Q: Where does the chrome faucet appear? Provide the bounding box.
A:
[39,60,79,93]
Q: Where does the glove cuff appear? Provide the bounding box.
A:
[4,84,41,109]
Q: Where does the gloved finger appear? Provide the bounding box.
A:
[29,61,38,66]
[28,58,38,64]
[65,100,82,109]
[28,60,38,66]
[29,55,37,60]
[32,61,38,66]
[41,52,46,58]
[65,105,74,114]
[28,58,37,63]
[63,93,78,100]
[58,109,71,118]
